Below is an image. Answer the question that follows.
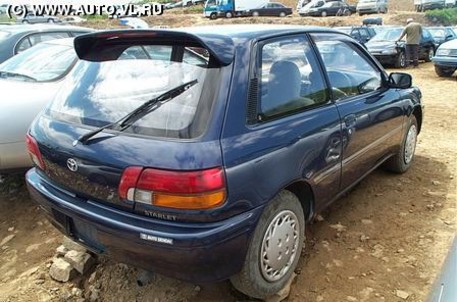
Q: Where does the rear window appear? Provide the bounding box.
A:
[47,44,221,139]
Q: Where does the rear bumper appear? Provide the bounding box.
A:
[26,168,264,283]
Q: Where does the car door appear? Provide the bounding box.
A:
[222,34,343,212]
[328,2,340,15]
[311,33,404,191]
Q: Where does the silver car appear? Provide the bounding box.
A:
[0,38,77,173]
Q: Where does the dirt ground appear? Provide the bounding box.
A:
[1,9,457,302]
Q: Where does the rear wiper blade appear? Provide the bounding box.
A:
[75,79,198,146]
[0,71,37,82]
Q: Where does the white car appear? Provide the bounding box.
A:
[0,38,77,173]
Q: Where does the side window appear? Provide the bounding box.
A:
[15,37,32,53]
[259,36,329,118]
[312,34,382,100]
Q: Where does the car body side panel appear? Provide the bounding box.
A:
[336,89,405,190]
[220,39,342,213]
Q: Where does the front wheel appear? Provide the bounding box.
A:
[395,51,406,68]
[435,65,456,77]
[321,10,327,17]
[252,11,259,17]
[225,11,233,18]
[209,12,217,20]
[279,11,286,17]
[230,190,305,299]
[384,116,418,173]
[425,48,434,62]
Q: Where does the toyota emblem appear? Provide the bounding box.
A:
[67,158,78,172]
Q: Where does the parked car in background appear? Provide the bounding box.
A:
[366,27,436,67]
[18,11,61,24]
[299,1,356,17]
[0,39,78,173]
[62,16,87,24]
[426,26,457,48]
[356,0,388,15]
[213,0,269,18]
[432,38,457,77]
[414,0,445,11]
[0,25,92,63]
[26,25,422,300]
[335,26,377,45]
[248,2,292,17]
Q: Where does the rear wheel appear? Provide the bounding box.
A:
[384,116,418,173]
[279,11,286,17]
[252,11,259,17]
[435,65,456,77]
[321,10,327,17]
[230,190,305,299]
[395,51,406,68]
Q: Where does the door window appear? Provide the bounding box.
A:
[258,36,329,118]
[312,33,382,100]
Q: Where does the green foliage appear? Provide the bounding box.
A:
[425,8,457,26]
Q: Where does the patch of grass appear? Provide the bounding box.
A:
[0,14,16,24]
[425,8,457,26]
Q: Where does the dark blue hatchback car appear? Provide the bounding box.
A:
[26,25,423,299]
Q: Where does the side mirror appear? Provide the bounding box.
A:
[388,72,412,89]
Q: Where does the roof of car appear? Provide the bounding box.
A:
[40,37,75,47]
[0,24,92,35]
[74,25,342,66]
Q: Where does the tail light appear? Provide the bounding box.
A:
[26,133,46,170]
[119,167,226,210]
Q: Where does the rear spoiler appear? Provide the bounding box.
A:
[73,30,235,66]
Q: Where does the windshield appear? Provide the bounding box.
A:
[0,42,76,82]
[205,0,216,7]
[428,29,445,39]
[47,45,221,139]
[371,28,403,41]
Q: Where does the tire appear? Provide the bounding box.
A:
[252,11,259,17]
[230,190,305,299]
[22,20,30,24]
[321,10,327,17]
[434,65,456,77]
[395,51,406,68]
[359,12,363,16]
[344,9,351,16]
[225,11,233,18]
[384,116,418,173]
[279,11,286,17]
[425,47,434,62]
[47,18,54,23]
[209,12,217,20]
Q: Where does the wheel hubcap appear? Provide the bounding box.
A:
[404,124,417,164]
[260,210,299,282]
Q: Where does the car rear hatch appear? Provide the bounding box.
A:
[27,30,234,218]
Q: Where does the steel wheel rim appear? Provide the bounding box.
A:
[260,210,299,282]
[429,49,434,60]
[404,124,417,164]
[400,53,406,67]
